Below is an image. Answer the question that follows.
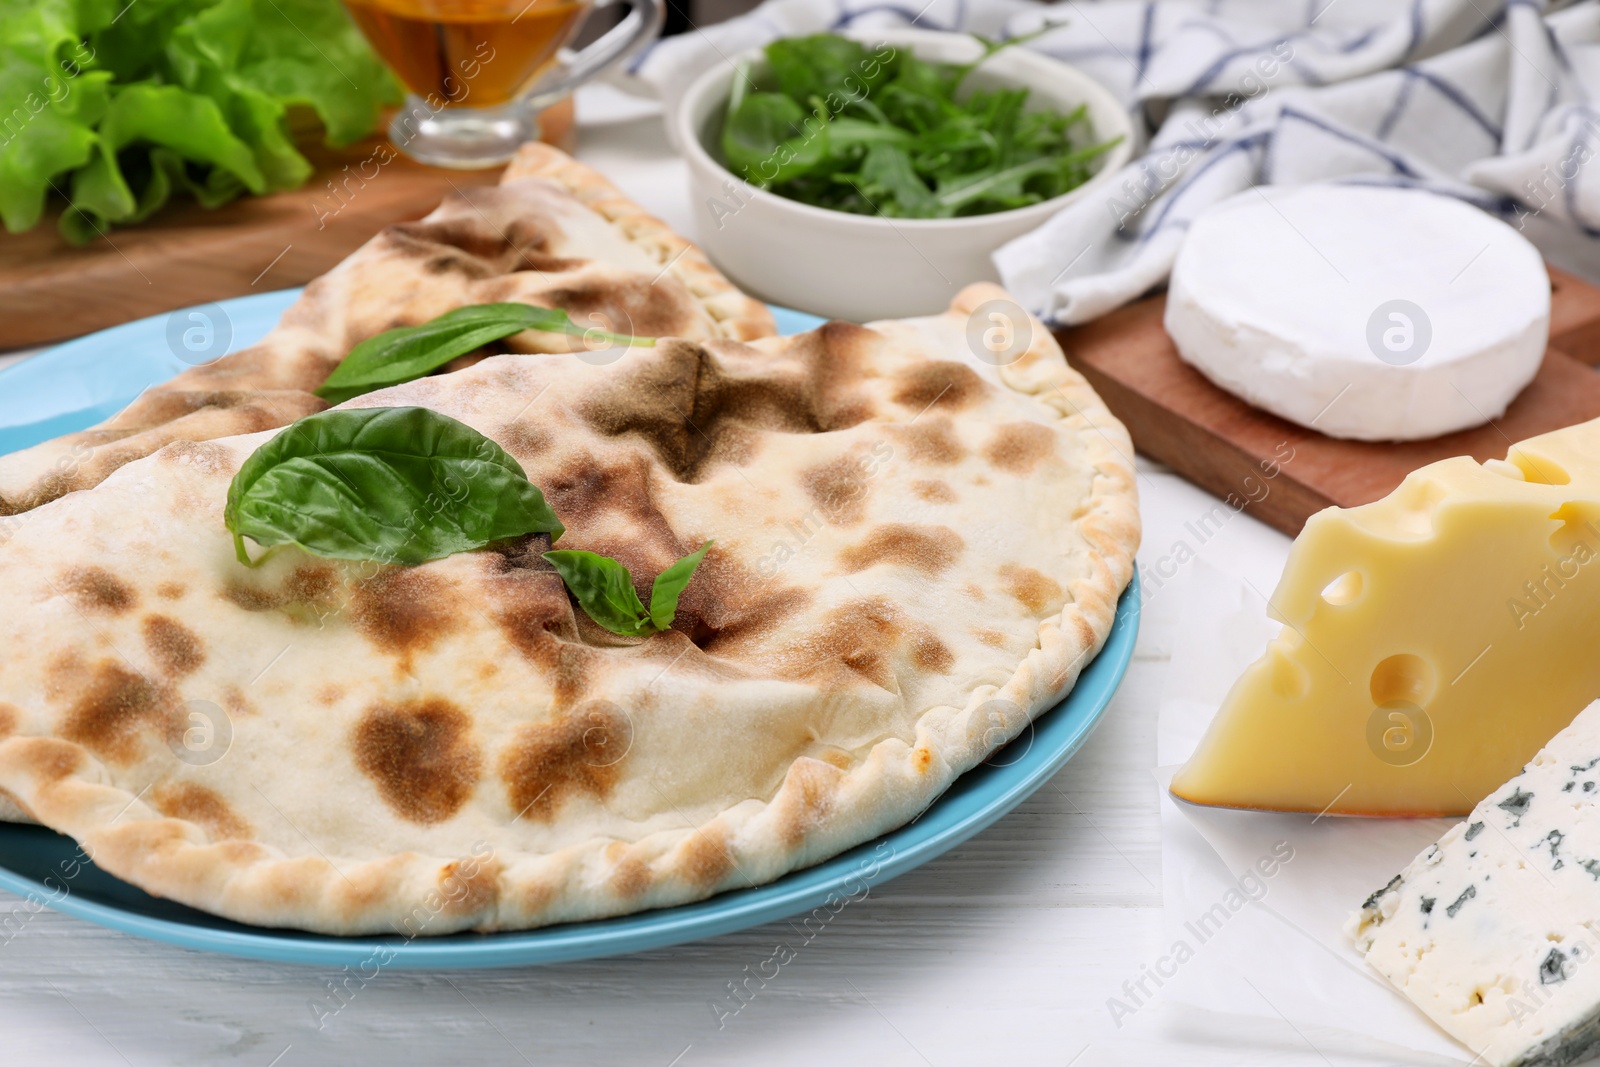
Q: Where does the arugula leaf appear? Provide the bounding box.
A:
[543,542,713,636]
[315,303,655,404]
[718,32,1122,219]
[225,406,564,567]
[947,28,1053,96]
[854,143,936,217]
[721,91,828,186]
[825,117,912,151]
[764,35,888,105]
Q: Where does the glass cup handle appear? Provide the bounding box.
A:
[523,0,667,107]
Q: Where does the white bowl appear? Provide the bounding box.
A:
[673,27,1134,322]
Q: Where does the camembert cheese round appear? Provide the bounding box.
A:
[1164,184,1549,441]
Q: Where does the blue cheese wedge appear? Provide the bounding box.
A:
[1350,700,1600,1066]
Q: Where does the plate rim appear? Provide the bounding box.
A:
[0,291,1140,969]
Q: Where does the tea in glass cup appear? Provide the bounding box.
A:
[343,0,664,167]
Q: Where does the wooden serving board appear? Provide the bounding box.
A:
[0,100,575,351]
[1054,266,1600,538]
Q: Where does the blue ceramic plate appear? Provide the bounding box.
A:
[0,292,1139,968]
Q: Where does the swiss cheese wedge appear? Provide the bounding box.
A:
[1171,418,1600,816]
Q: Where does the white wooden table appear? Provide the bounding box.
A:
[0,96,1422,1067]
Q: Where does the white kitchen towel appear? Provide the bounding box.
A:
[632,0,1600,324]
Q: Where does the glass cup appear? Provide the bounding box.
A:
[343,0,665,168]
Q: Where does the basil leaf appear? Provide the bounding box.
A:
[541,550,653,636]
[542,542,712,636]
[315,303,654,404]
[225,406,564,566]
[648,542,712,631]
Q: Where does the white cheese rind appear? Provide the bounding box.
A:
[1351,699,1600,1066]
[1165,185,1549,442]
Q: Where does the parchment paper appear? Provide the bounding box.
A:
[1154,560,1472,1063]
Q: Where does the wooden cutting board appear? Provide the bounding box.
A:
[1054,266,1600,538]
[0,100,575,351]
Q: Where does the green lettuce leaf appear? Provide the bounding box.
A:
[173,0,397,146]
[0,0,106,230]
[0,0,400,240]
